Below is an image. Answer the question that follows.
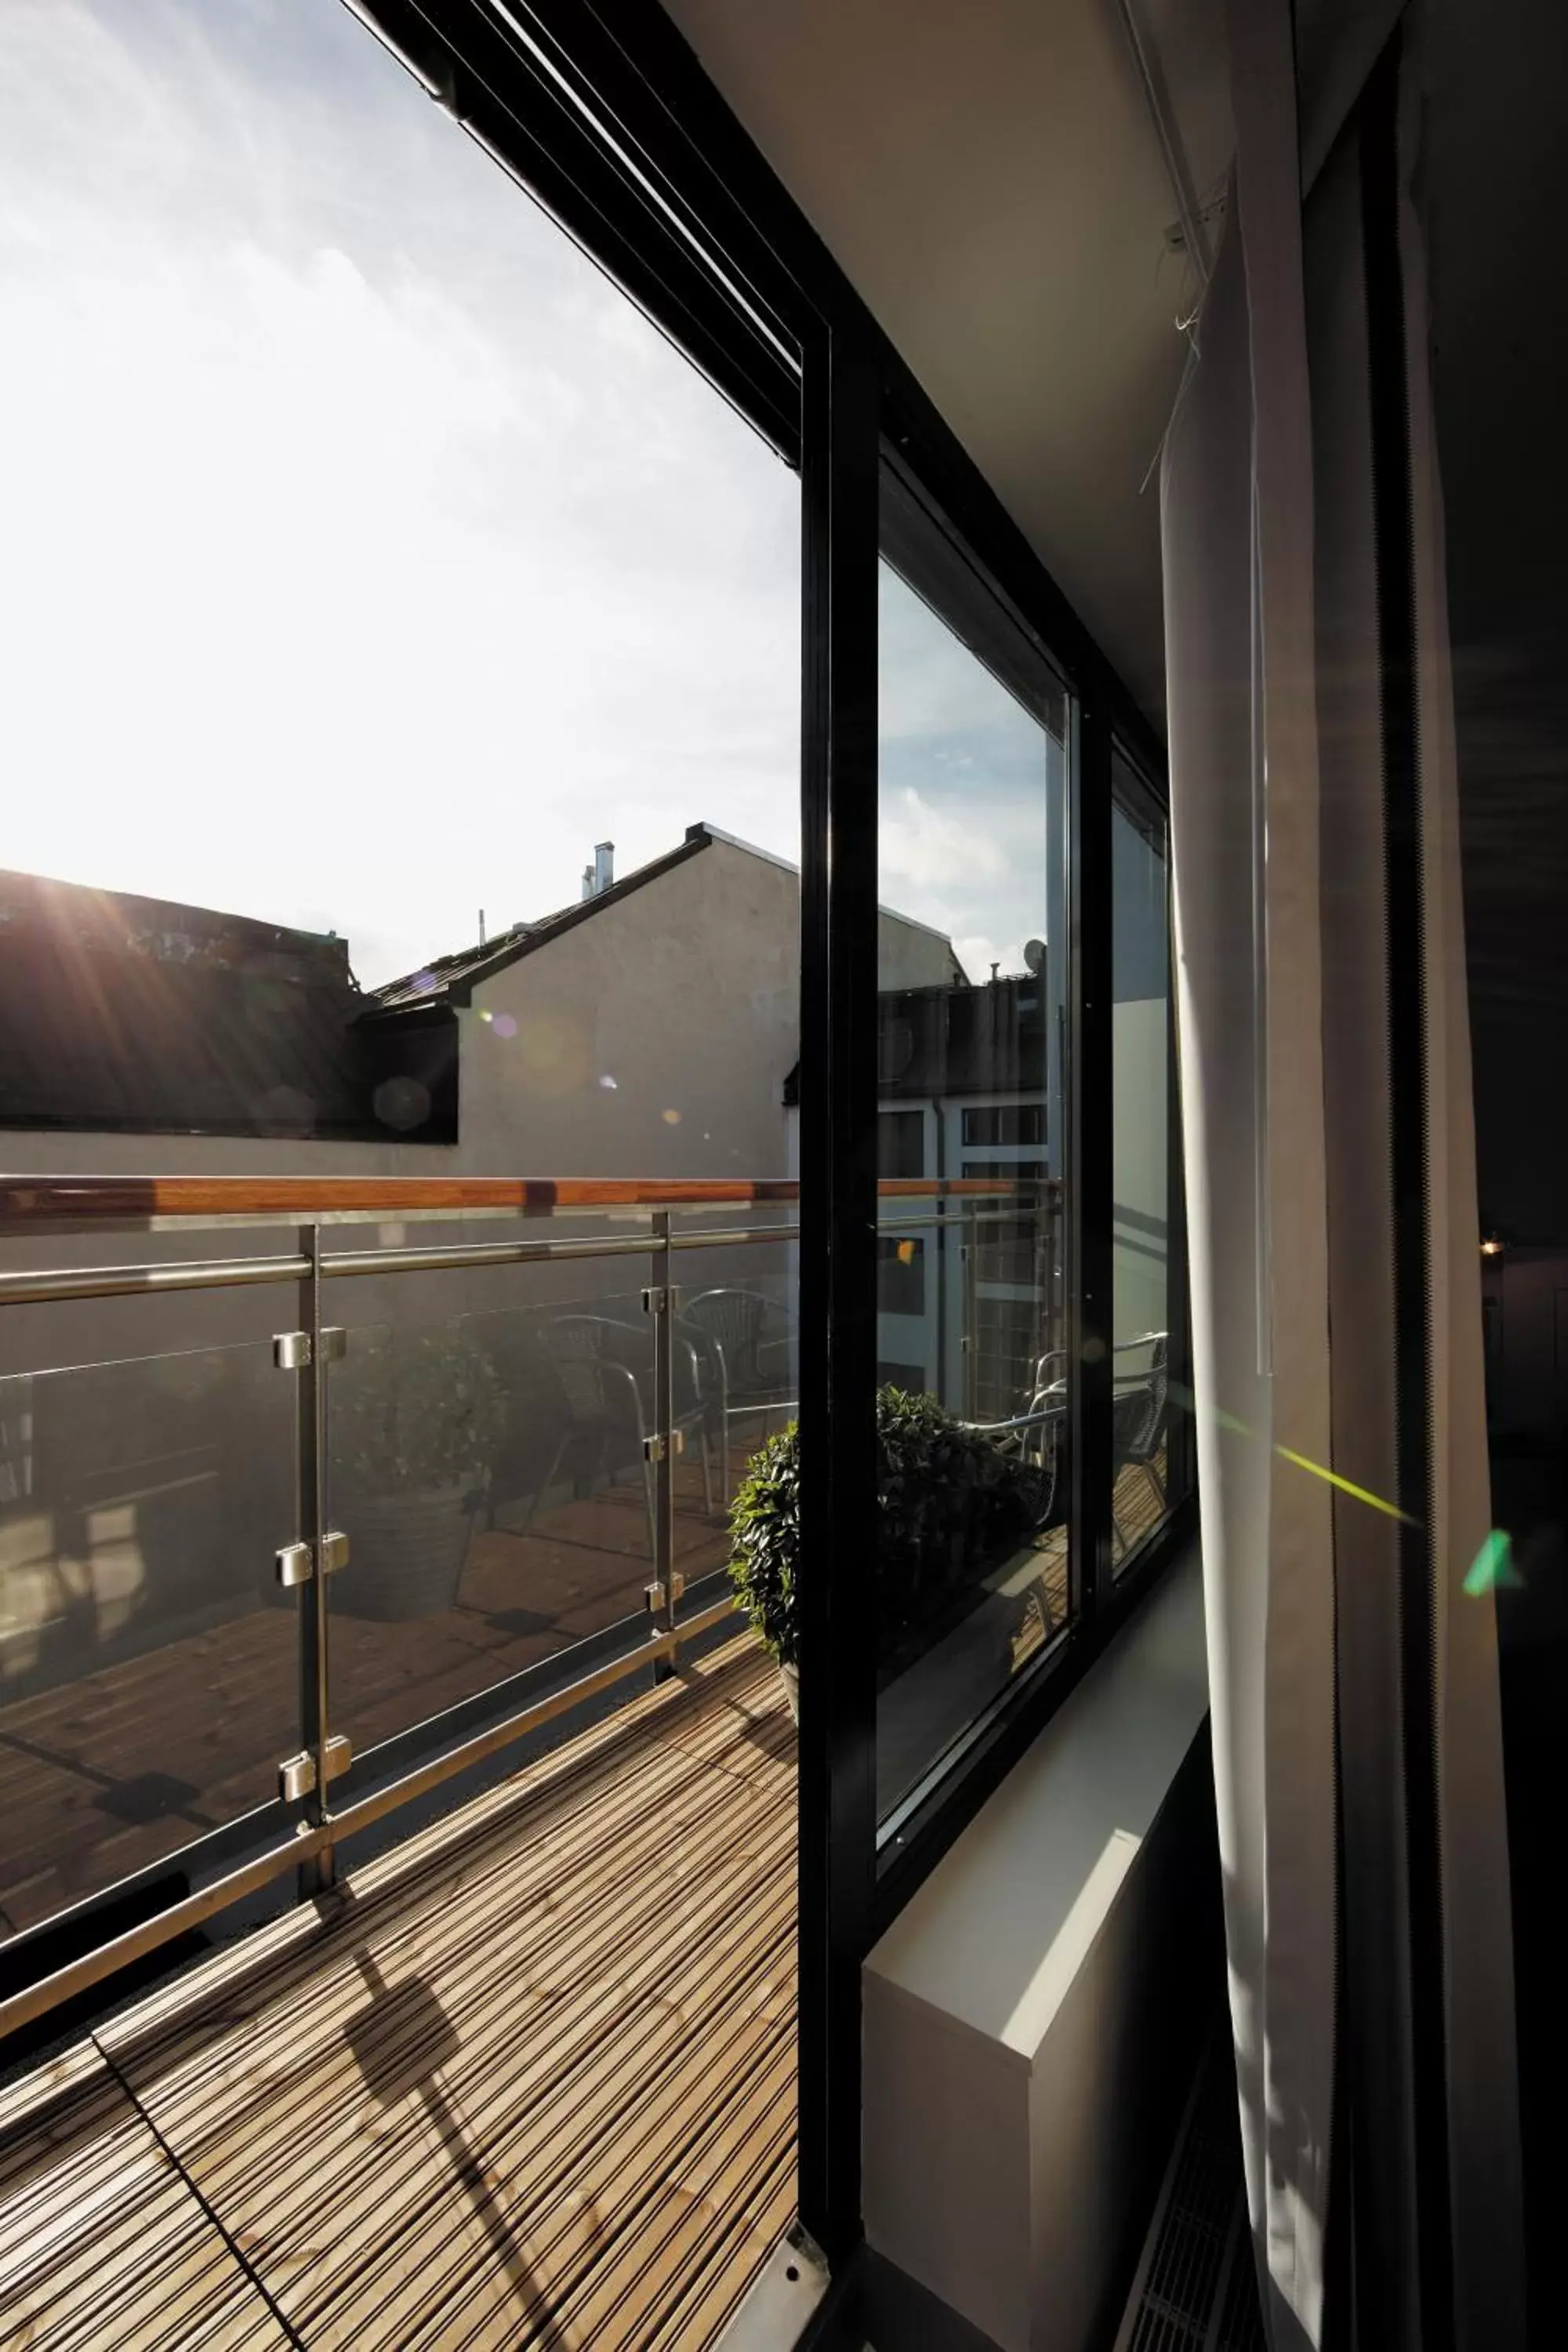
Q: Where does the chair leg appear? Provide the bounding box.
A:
[700,1425,714,1517]
[524,1432,572,1532]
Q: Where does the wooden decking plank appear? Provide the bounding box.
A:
[529,2042,797,2352]
[188,1777,790,2344]
[641,2131,800,2352]
[378,1944,795,2352]
[151,1788,791,2280]
[7,1632,797,2352]
[330,1922,795,2352]
[0,2049,289,2352]
[130,1637,789,2258]
[213,1849,792,2344]
[125,1769,790,2263]
[109,1700,782,2111]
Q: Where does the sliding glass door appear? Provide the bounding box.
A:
[873,456,1073,1836]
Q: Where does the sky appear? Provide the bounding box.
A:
[0,0,1060,989]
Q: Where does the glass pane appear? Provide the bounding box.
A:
[0,1340,293,1936]
[1111,762,1178,1567]
[323,1208,798,1771]
[875,461,1070,1828]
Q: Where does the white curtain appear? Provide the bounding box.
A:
[1161,4,1524,2345]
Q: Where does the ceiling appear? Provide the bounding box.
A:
[660,0,1232,724]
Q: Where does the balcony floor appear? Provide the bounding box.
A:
[0,1633,797,2351]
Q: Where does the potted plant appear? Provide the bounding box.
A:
[330,1327,506,1621]
[727,1386,1033,1720]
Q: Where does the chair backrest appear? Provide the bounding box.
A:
[546,1316,622,1425]
[682,1289,767,1386]
[1112,1334,1168,1467]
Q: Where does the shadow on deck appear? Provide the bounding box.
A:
[0,1634,797,2352]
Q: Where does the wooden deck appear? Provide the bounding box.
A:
[0,1635,796,2352]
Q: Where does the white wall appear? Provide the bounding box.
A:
[466,836,797,1180]
[1112,995,1167,1352]
[862,1552,1218,2352]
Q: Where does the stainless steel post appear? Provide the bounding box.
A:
[298,1221,334,1895]
[644,1210,681,1680]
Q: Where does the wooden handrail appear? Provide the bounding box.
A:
[0,1172,1062,1224]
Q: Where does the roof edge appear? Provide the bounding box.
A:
[376,829,717,1011]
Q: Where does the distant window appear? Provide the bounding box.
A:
[877,1360,928,1395]
[962,1104,1044,1149]
[879,1109,925,1178]
[963,1158,1048,1276]
[877,1233,925,1316]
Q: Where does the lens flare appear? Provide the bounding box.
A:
[1168,1381,1415,1524]
[1463,1529,1522,1595]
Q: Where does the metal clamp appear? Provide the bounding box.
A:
[278,1733,351,1803]
[273,1327,347,1370]
[642,1429,685,1463]
[274,1530,350,1587]
[641,1284,681,1316]
[644,1571,685,1615]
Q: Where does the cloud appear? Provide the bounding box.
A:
[880,789,1007,895]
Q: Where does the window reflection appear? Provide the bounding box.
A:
[875,463,1069,1827]
[1111,765,1178,1566]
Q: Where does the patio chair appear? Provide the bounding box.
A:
[970,1348,1069,1532]
[530,1313,715,1560]
[679,1288,798,1497]
[1110,1333,1167,1560]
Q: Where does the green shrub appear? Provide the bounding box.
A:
[727,1386,1032,1671]
[334,1326,506,1499]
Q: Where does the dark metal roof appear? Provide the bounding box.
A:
[0,871,454,1142]
[371,827,715,1013]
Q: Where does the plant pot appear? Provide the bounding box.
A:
[332,1483,475,1621]
[778,1661,800,1724]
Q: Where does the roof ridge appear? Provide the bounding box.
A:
[368,829,716,1011]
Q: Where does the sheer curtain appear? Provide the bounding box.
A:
[1160,4,1523,2345]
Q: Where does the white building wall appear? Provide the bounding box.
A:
[1111,996,1168,1352]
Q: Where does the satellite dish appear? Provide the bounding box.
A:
[1023,938,1046,975]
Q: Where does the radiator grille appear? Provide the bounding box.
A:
[1114,2028,1267,2352]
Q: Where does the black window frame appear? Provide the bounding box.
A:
[341,0,1193,2277]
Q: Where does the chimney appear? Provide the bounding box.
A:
[594,840,615,895]
[582,865,595,902]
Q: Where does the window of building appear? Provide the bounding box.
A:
[962,1104,1045,1149]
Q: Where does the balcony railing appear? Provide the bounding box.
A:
[0,1172,1059,2045]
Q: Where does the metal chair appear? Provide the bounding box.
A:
[529,1314,714,1560]
[968,1352,1069,1533]
[680,1288,797,1497]
[1111,1333,1167,1559]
